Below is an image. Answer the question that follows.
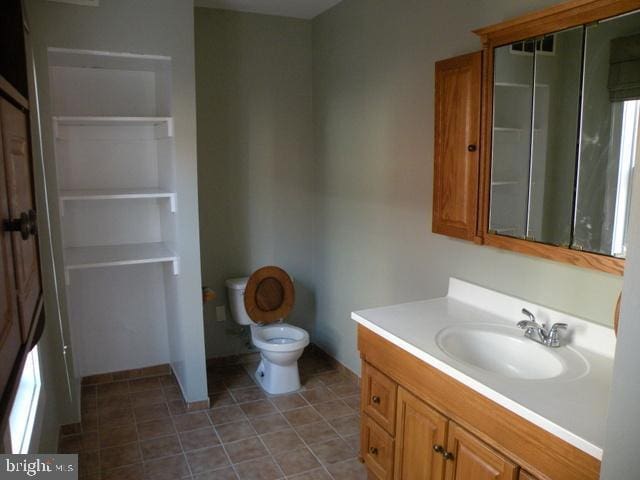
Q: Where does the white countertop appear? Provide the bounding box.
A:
[351,278,615,460]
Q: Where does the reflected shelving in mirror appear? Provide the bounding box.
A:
[487,12,640,263]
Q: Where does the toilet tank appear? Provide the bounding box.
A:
[225,277,254,325]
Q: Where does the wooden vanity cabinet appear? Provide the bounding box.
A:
[362,361,397,434]
[394,386,447,479]
[362,414,395,480]
[519,471,539,480]
[362,364,517,480]
[432,51,482,243]
[445,422,517,480]
[358,325,600,480]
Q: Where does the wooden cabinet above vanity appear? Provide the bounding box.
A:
[432,0,640,275]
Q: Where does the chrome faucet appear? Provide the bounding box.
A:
[517,308,567,348]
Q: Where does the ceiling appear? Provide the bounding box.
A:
[194,0,343,19]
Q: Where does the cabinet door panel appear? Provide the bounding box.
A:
[0,98,42,341]
[362,362,397,434]
[394,386,447,480]
[445,422,517,480]
[0,106,21,399]
[519,471,538,480]
[433,51,482,241]
[361,414,394,480]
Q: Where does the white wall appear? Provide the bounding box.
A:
[600,151,640,476]
[25,0,207,403]
[311,0,624,374]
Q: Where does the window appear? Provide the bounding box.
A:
[612,99,639,257]
[9,346,42,454]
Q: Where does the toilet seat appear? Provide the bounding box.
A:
[244,266,295,324]
[251,324,309,352]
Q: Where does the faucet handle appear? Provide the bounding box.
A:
[521,308,535,323]
[547,323,568,347]
[549,323,568,332]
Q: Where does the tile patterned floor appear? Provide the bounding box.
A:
[61,348,367,479]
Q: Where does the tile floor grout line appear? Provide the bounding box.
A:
[169,404,194,480]
[131,407,145,479]
[99,378,174,478]
[75,351,363,479]
[271,393,339,479]
[241,364,292,479]
[240,362,338,479]
[215,427,241,480]
[206,391,246,480]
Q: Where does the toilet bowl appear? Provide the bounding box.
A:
[226,268,309,395]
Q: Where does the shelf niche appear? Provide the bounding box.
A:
[48,47,179,377]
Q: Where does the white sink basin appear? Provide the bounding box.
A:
[436,324,589,380]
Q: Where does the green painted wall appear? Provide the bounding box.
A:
[311,0,624,374]
[195,8,314,358]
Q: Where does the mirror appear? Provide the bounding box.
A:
[489,11,640,260]
[576,11,640,257]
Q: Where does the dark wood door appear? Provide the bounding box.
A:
[444,422,517,480]
[433,51,482,241]
[394,386,447,480]
[0,109,21,404]
[0,97,41,341]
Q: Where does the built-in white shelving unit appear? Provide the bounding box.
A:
[49,47,179,376]
[491,73,549,239]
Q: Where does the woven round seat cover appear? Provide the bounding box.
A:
[244,266,295,324]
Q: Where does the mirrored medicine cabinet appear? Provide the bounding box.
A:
[489,9,640,261]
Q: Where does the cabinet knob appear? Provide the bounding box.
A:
[433,444,444,454]
[369,446,378,455]
[4,209,37,240]
[371,395,380,404]
[443,451,455,461]
[467,144,477,152]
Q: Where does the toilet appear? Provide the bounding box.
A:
[226,266,309,395]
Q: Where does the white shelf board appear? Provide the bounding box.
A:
[495,82,530,88]
[64,242,178,284]
[59,188,176,214]
[495,82,549,88]
[494,126,524,133]
[493,227,519,235]
[48,47,170,72]
[493,127,542,135]
[53,116,173,138]
[491,180,520,186]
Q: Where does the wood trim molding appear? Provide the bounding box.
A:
[0,75,29,111]
[484,234,625,275]
[358,325,601,480]
[186,399,210,412]
[474,0,640,46]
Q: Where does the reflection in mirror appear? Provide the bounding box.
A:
[530,27,583,247]
[489,42,534,239]
[576,10,640,257]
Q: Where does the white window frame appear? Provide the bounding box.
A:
[612,99,640,257]
[9,346,42,454]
